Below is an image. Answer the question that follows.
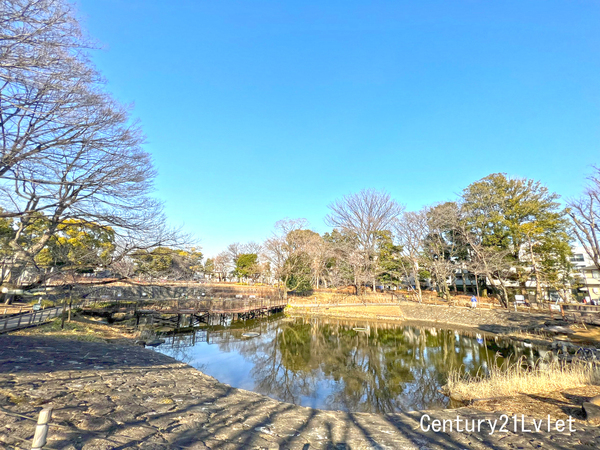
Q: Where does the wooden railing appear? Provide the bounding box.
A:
[561,303,600,325]
[0,306,64,333]
[80,297,288,314]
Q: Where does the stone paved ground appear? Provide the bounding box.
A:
[1,336,599,450]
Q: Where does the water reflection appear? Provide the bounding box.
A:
[154,315,538,413]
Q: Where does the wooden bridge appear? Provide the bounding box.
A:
[81,297,289,330]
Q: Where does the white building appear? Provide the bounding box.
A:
[571,246,600,303]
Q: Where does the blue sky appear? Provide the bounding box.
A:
[77,0,599,257]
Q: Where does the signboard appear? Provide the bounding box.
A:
[514,294,526,304]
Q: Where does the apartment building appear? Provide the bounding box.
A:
[571,247,600,303]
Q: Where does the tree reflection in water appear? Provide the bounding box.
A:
[156,315,535,413]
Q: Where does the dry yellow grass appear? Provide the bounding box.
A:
[12,314,135,343]
[445,358,600,401]
[289,291,398,305]
[288,289,505,309]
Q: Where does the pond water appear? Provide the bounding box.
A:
[152,314,541,413]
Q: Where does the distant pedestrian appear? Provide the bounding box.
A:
[470,295,477,308]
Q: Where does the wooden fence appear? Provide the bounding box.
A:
[0,306,64,333]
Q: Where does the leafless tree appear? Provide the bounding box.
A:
[393,210,428,302]
[244,241,262,255]
[568,167,600,270]
[326,189,404,293]
[262,218,310,299]
[110,256,136,279]
[0,0,185,288]
[1,0,103,181]
[213,252,231,282]
[226,243,243,264]
[324,230,364,292]
[305,233,330,289]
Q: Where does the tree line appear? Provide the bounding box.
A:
[2,1,598,309]
[205,170,600,306]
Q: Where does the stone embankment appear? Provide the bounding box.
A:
[2,335,600,449]
[287,301,557,335]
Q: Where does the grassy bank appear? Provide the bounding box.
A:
[445,358,600,401]
[288,290,503,308]
[11,313,136,343]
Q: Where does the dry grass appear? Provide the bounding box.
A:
[471,385,600,423]
[288,290,506,309]
[12,314,136,343]
[445,357,600,401]
[285,305,407,323]
[289,291,398,305]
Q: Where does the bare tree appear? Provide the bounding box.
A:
[393,210,428,302]
[326,189,404,293]
[244,241,263,255]
[1,0,105,181]
[0,0,184,289]
[305,233,330,289]
[262,218,310,299]
[226,243,243,264]
[325,230,364,293]
[568,167,600,270]
[213,252,231,282]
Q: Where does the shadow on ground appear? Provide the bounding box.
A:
[0,336,597,449]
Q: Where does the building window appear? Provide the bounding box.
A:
[571,254,585,263]
[592,270,600,280]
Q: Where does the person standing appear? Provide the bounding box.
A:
[471,295,478,308]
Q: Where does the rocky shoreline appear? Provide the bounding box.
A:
[2,333,600,449]
[287,301,600,344]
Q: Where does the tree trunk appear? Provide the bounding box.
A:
[499,284,509,308]
[68,288,73,322]
[528,238,543,302]
[414,269,423,303]
[61,297,67,329]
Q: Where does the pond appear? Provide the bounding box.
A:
[152,314,541,413]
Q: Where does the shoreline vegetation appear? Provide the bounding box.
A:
[444,358,600,402]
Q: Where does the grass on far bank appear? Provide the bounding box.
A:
[445,358,600,401]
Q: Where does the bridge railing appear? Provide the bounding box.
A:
[0,306,63,333]
[80,297,288,313]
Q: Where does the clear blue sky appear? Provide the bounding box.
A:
[77,0,599,257]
